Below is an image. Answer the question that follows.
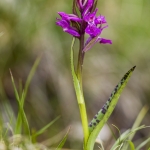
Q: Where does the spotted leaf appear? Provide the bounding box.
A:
[86,66,136,150]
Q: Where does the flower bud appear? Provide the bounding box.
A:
[76,0,89,12]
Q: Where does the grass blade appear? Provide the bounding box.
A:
[123,105,149,150]
[86,66,136,150]
[32,116,60,141]
[10,70,20,102]
[136,137,150,150]
[10,71,22,134]
[10,57,40,137]
[110,125,147,150]
[129,105,149,141]
[56,126,71,150]
[127,140,135,150]
[21,56,41,106]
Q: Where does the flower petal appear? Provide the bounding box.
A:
[83,8,97,22]
[95,15,107,25]
[56,19,80,37]
[58,12,81,22]
[82,0,94,17]
[85,24,101,37]
[56,19,69,28]
[64,28,80,37]
[98,38,112,44]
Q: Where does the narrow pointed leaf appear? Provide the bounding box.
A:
[10,56,40,137]
[129,105,149,141]
[10,71,22,134]
[70,37,83,104]
[136,137,150,150]
[111,125,146,150]
[127,140,135,150]
[22,56,41,106]
[10,70,20,102]
[56,126,71,150]
[86,66,136,150]
[32,116,60,140]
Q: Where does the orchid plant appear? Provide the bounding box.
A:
[56,0,135,150]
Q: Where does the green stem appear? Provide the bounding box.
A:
[77,33,84,91]
[71,38,89,147]
[77,34,89,146]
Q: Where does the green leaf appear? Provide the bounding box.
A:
[111,125,147,150]
[56,126,71,150]
[11,73,30,137]
[70,38,83,104]
[10,57,41,138]
[10,71,22,134]
[10,70,20,103]
[127,140,135,150]
[21,56,41,107]
[129,105,149,141]
[123,105,149,150]
[136,137,150,150]
[32,116,60,142]
[86,66,136,150]
[107,123,121,141]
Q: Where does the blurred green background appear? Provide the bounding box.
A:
[0,0,150,149]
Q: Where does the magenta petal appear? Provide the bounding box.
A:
[82,0,94,17]
[64,28,80,37]
[85,25,101,37]
[77,0,87,9]
[95,15,107,25]
[56,19,69,28]
[83,8,97,22]
[58,12,81,22]
[99,38,112,44]
[56,19,80,37]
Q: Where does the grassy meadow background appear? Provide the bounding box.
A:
[0,0,150,149]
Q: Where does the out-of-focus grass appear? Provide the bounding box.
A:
[0,0,150,149]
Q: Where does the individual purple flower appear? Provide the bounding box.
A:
[85,24,101,37]
[56,12,81,37]
[84,9,107,36]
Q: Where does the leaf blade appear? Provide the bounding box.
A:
[86,66,136,150]
[32,116,60,140]
[56,126,71,150]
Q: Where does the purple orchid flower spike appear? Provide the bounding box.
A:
[56,0,112,51]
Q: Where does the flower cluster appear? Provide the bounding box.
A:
[56,0,112,52]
